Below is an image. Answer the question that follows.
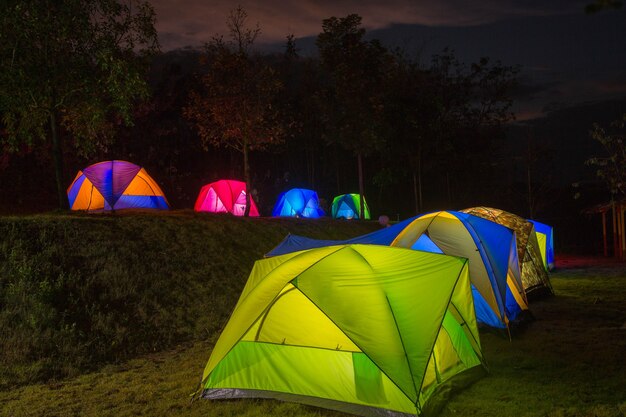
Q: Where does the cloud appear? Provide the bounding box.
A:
[594,80,626,95]
[512,108,547,122]
[150,0,626,123]
[150,0,586,50]
[513,79,562,101]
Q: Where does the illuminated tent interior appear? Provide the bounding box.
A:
[194,179,259,217]
[331,194,370,220]
[67,160,169,211]
[200,244,485,417]
[272,188,325,218]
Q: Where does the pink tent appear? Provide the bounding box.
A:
[194,179,260,216]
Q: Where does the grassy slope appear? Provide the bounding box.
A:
[1,216,625,417]
[0,212,379,389]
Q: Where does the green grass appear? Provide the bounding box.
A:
[0,211,379,389]
[439,266,626,417]
[1,265,624,417]
[1,215,625,417]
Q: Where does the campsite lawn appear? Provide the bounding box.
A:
[1,257,624,417]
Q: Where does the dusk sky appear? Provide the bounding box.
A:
[150,0,626,121]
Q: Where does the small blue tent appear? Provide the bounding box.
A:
[272,188,325,218]
[267,211,528,330]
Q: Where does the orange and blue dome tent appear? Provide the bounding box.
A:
[332,193,370,219]
[194,179,259,217]
[67,160,169,211]
[199,244,485,416]
[272,188,325,218]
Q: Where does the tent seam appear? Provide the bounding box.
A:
[88,182,95,210]
[201,246,349,387]
[391,214,437,247]
[448,291,484,363]
[293,285,417,407]
[384,294,421,404]
[237,338,362,353]
[132,172,158,197]
[237,245,346,309]
[253,286,298,342]
[348,246,376,272]
[414,258,479,411]
[447,301,483,361]
[462,216,508,326]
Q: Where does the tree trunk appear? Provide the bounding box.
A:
[446,172,452,207]
[243,141,251,217]
[50,110,68,210]
[416,142,423,214]
[357,152,365,220]
[526,129,534,219]
[335,144,341,194]
[308,142,316,189]
[527,161,533,219]
[413,171,419,215]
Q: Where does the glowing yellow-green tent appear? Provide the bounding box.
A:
[200,244,486,416]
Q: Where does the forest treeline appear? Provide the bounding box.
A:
[1,2,608,232]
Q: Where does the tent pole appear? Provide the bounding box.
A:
[615,206,622,259]
[602,210,608,257]
[446,172,452,207]
[617,205,621,260]
[418,143,423,213]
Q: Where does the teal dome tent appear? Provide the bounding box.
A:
[331,194,370,219]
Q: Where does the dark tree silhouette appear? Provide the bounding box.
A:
[183,6,285,216]
[586,114,626,198]
[586,0,622,13]
[0,0,159,209]
[316,14,394,219]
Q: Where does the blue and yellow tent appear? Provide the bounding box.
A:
[391,211,528,329]
[67,160,169,211]
[267,211,528,330]
[272,188,325,218]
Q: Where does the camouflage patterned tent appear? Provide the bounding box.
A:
[461,207,553,297]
